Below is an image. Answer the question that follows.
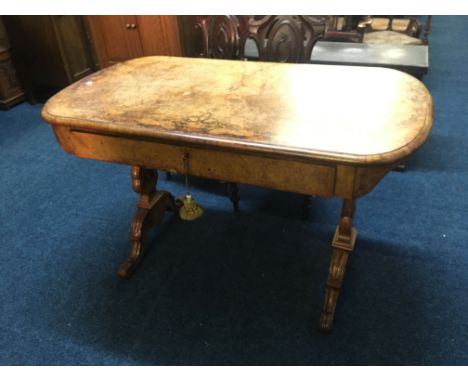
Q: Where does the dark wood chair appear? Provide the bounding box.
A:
[195,15,362,62]
[359,16,432,45]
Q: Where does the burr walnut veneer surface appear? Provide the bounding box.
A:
[42,56,433,166]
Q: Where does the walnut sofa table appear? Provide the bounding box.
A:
[42,56,433,332]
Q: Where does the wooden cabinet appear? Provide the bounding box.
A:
[0,17,25,109]
[86,16,183,68]
[3,16,97,102]
[0,47,26,110]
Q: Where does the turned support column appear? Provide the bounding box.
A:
[117,166,179,279]
[318,198,357,332]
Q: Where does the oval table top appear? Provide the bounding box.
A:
[42,56,433,165]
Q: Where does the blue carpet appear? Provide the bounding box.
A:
[1,16,468,365]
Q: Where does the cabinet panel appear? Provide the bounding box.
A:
[52,16,96,81]
[87,16,143,67]
[137,16,182,56]
[0,48,26,109]
[0,16,26,109]
[87,16,183,68]
[3,15,97,102]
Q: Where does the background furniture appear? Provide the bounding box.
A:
[3,16,184,102]
[86,16,183,68]
[0,48,25,110]
[180,15,362,61]
[360,16,432,45]
[310,42,428,79]
[1,15,432,106]
[0,17,25,110]
[3,15,98,103]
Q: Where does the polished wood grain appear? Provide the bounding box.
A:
[42,56,432,166]
[41,56,433,332]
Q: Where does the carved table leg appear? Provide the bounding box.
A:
[318,198,357,333]
[117,166,179,280]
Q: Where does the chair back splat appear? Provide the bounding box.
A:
[194,15,348,63]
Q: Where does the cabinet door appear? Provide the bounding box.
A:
[136,16,182,56]
[87,16,143,67]
[51,16,97,82]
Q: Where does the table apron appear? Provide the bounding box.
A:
[54,126,392,198]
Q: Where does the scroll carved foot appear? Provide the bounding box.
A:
[318,198,357,333]
[318,248,350,332]
[118,167,179,280]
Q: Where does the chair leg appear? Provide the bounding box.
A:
[225,182,240,212]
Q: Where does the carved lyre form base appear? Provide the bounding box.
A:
[117,166,179,280]
[318,198,357,333]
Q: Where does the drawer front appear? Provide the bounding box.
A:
[54,127,336,197]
